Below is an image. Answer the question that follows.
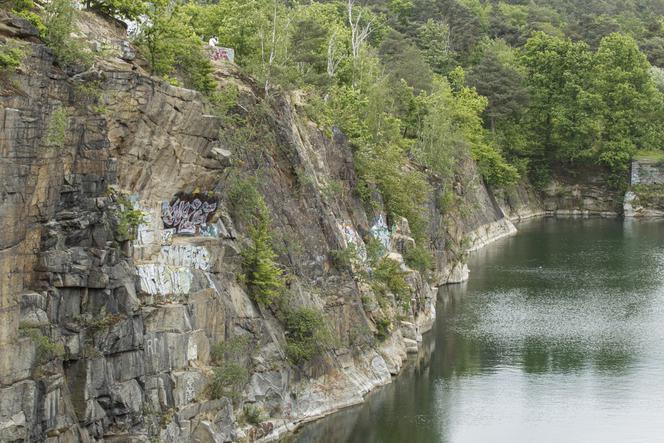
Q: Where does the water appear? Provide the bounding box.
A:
[290,218,664,443]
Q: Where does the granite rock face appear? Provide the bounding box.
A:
[0,12,536,443]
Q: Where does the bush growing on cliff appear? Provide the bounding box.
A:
[84,0,147,21]
[209,335,252,402]
[227,175,264,225]
[283,306,331,365]
[404,244,433,274]
[24,329,64,364]
[134,0,216,94]
[209,363,249,402]
[0,43,23,72]
[6,0,46,36]
[45,106,68,149]
[43,0,91,67]
[370,257,411,308]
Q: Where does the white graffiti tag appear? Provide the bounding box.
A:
[370,215,391,249]
[162,198,217,234]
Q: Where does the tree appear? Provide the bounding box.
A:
[467,51,529,134]
[85,0,147,21]
[378,30,433,93]
[416,19,454,74]
[290,17,328,86]
[521,33,600,168]
[592,33,664,185]
[135,0,215,93]
[43,0,90,67]
[241,201,284,306]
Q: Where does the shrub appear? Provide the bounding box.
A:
[134,1,216,94]
[43,0,91,67]
[208,335,252,402]
[210,84,239,116]
[8,0,46,36]
[330,244,362,270]
[210,335,251,365]
[45,106,68,149]
[208,363,249,402]
[14,10,46,36]
[26,329,64,364]
[374,316,391,341]
[85,0,148,20]
[227,175,263,224]
[284,306,331,365]
[0,44,23,71]
[403,244,432,274]
[371,257,410,307]
[243,404,265,425]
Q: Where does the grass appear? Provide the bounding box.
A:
[634,149,664,162]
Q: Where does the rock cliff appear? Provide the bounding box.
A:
[0,11,539,443]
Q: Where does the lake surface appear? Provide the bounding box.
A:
[290,218,664,443]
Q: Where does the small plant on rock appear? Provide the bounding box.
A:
[283,306,331,365]
[371,257,411,308]
[0,43,24,72]
[243,404,265,425]
[25,329,64,364]
[208,335,252,402]
[45,106,68,149]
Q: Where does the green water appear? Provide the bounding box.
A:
[291,218,664,443]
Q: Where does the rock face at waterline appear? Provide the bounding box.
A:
[0,11,599,443]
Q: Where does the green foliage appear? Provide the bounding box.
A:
[371,257,410,307]
[85,0,147,20]
[7,0,45,36]
[45,107,68,149]
[43,0,91,67]
[134,0,216,94]
[403,243,432,273]
[210,335,251,365]
[243,404,265,425]
[330,244,362,271]
[631,184,664,207]
[374,316,391,341]
[0,43,23,71]
[210,84,239,116]
[241,200,284,306]
[283,306,331,365]
[416,19,455,74]
[521,31,664,188]
[112,194,145,241]
[26,329,64,364]
[414,75,519,188]
[209,363,249,402]
[208,335,251,402]
[227,175,263,224]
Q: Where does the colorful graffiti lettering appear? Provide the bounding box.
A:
[210,47,235,63]
[162,195,218,235]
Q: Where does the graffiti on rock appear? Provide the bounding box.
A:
[162,194,218,235]
[210,47,235,63]
[370,215,391,249]
[158,245,211,271]
[137,264,194,296]
[340,222,367,261]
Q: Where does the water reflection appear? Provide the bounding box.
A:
[291,218,664,443]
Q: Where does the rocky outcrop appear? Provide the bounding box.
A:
[0,11,542,443]
[541,177,622,217]
[624,161,664,217]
